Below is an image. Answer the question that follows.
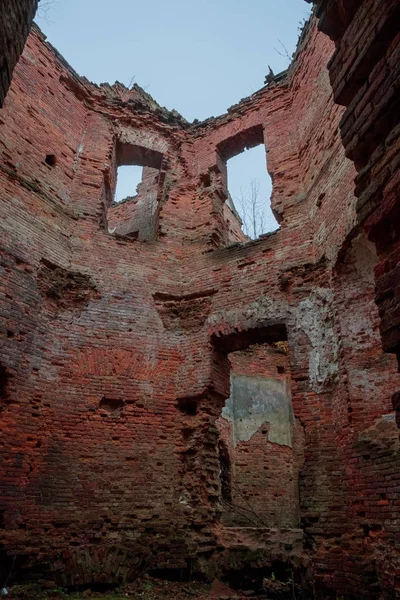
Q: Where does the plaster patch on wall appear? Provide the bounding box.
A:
[222,375,293,447]
[245,295,288,324]
[297,287,338,392]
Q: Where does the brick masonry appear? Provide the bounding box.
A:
[0,6,399,599]
[0,0,38,106]
[309,0,400,394]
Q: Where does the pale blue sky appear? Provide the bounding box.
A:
[36,0,311,234]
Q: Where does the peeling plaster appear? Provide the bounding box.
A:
[297,287,338,391]
[222,374,293,447]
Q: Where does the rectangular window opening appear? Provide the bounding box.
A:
[227,144,279,240]
[114,164,144,204]
[107,141,164,240]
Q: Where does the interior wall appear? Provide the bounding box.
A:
[330,233,400,596]
[0,26,196,586]
[0,9,399,597]
[310,0,400,375]
[289,21,358,263]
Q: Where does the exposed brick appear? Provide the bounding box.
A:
[0,3,399,599]
[0,0,38,106]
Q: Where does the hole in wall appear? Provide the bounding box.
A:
[392,391,400,428]
[0,553,34,587]
[45,154,57,167]
[99,397,125,417]
[222,561,293,593]
[227,145,278,239]
[177,397,198,415]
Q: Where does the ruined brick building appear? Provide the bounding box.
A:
[0,0,399,598]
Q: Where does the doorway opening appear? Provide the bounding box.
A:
[216,338,302,528]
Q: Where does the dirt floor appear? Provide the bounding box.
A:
[4,577,271,600]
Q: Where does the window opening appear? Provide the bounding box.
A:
[227,144,278,239]
[114,164,143,203]
[107,142,164,240]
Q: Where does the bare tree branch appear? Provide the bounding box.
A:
[273,39,292,62]
[237,187,250,238]
[235,177,276,240]
[37,0,59,21]
[127,75,136,89]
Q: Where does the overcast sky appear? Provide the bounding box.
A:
[36,0,311,234]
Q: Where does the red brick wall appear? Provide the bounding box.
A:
[304,3,400,590]
[0,0,37,106]
[289,23,358,263]
[0,12,399,597]
[310,0,400,373]
[331,233,400,596]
